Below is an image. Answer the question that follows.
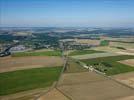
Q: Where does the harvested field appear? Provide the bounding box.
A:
[38,88,69,100]
[57,72,107,86]
[33,49,53,52]
[0,87,50,100]
[117,51,134,55]
[57,72,134,100]
[113,72,134,88]
[92,46,125,53]
[0,56,63,73]
[71,52,121,60]
[75,39,100,45]
[110,42,134,49]
[68,49,104,56]
[114,96,134,100]
[119,59,134,67]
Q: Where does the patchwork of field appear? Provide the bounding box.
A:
[104,37,134,42]
[0,56,63,73]
[92,46,126,53]
[110,42,134,49]
[113,72,134,88]
[71,52,121,60]
[74,39,100,45]
[57,72,134,100]
[11,50,62,57]
[116,51,134,55]
[119,59,134,67]
[81,55,134,75]
[68,49,104,56]
[0,67,62,96]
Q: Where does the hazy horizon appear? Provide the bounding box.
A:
[0,0,134,27]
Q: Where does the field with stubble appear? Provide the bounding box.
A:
[119,59,134,67]
[113,72,134,88]
[57,71,134,100]
[0,56,63,73]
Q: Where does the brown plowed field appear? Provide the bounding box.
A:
[37,88,69,100]
[113,72,134,88]
[57,72,134,100]
[119,59,134,67]
[0,56,63,73]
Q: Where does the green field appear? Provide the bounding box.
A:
[12,50,62,57]
[0,67,62,95]
[65,60,88,73]
[81,55,134,75]
[100,40,109,46]
[69,50,104,56]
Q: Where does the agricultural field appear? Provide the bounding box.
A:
[109,42,134,49]
[68,49,104,56]
[74,39,100,45]
[64,59,88,73]
[92,46,126,53]
[119,59,134,67]
[100,40,109,46]
[81,55,134,75]
[11,50,62,57]
[0,67,62,96]
[57,71,134,100]
[0,56,63,73]
[33,48,54,52]
[71,52,121,60]
[104,37,134,43]
[38,88,69,100]
[113,72,134,88]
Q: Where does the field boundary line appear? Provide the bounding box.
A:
[57,79,108,87]
[74,58,134,90]
[35,46,68,100]
[55,87,72,100]
[34,82,57,100]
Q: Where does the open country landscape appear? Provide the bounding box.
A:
[0,0,134,100]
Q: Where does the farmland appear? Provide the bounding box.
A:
[113,72,134,88]
[0,67,62,95]
[64,59,88,73]
[11,50,62,57]
[100,40,109,46]
[68,49,104,56]
[109,42,134,49]
[92,46,126,53]
[57,71,134,100]
[0,56,63,73]
[38,88,69,100]
[71,52,121,60]
[81,55,134,75]
[119,59,134,67]
[74,39,100,45]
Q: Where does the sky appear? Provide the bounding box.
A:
[0,0,134,27]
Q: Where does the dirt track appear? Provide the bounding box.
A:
[0,56,63,73]
[38,88,69,100]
